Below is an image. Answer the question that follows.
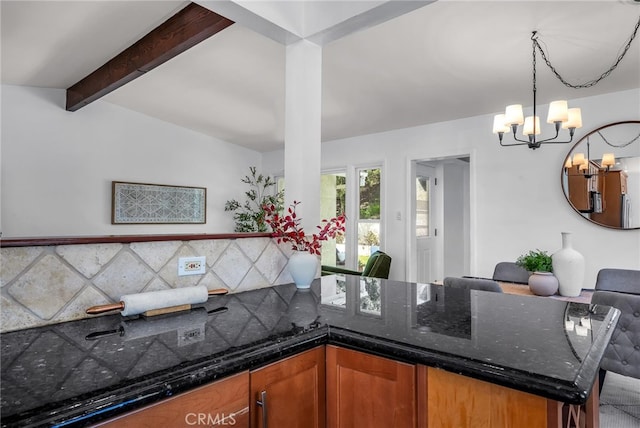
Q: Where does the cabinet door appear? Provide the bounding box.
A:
[95,371,249,428]
[591,170,625,227]
[326,345,416,428]
[419,366,552,428]
[250,346,325,428]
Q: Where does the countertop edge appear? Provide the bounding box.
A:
[1,306,618,427]
[2,330,327,428]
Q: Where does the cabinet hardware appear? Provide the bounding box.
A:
[256,390,268,428]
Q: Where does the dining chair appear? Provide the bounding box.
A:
[321,250,392,279]
[443,276,503,293]
[590,268,640,389]
[492,262,530,284]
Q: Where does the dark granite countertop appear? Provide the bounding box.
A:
[1,275,619,427]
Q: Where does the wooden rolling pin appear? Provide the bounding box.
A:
[86,285,228,317]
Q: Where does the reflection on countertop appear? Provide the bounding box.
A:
[1,276,618,427]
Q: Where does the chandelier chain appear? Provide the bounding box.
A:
[532,16,640,89]
[597,129,640,148]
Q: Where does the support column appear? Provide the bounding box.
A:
[284,39,322,233]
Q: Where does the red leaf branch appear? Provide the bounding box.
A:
[263,201,346,256]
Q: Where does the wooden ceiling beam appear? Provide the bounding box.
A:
[66,2,233,111]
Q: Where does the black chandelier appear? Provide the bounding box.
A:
[493,17,640,150]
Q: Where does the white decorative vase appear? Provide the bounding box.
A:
[288,251,318,289]
[528,272,558,296]
[552,232,585,297]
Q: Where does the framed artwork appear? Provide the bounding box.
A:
[112,181,206,224]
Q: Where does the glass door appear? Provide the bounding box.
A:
[356,167,381,271]
[320,171,347,268]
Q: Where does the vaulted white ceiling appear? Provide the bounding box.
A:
[2,0,639,152]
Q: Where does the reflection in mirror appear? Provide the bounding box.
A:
[562,121,640,229]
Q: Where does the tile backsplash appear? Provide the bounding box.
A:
[1,237,295,333]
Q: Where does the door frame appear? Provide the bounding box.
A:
[405,150,477,283]
[412,162,440,284]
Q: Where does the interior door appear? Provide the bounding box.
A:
[414,163,438,283]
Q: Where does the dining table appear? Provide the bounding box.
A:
[496,280,593,303]
[431,277,593,304]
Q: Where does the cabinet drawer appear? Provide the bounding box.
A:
[94,372,249,428]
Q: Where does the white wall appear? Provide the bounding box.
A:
[443,160,469,278]
[3,84,638,289]
[264,89,640,288]
[1,84,262,237]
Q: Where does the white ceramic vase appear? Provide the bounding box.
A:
[552,232,585,297]
[288,251,318,289]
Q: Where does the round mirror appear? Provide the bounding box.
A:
[561,120,640,229]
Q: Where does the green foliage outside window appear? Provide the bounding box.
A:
[359,169,380,219]
[361,230,379,246]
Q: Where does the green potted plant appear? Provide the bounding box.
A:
[516,249,558,296]
[516,249,553,273]
[224,166,284,232]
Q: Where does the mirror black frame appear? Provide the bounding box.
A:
[560,120,640,230]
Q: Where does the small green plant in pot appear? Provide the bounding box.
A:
[516,249,553,273]
[516,249,558,296]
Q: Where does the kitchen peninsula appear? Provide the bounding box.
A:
[1,275,618,427]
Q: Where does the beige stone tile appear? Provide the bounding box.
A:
[236,238,270,262]
[0,247,44,287]
[56,286,112,322]
[255,241,288,284]
[143,278,173,292]
[7,254,86,320]
[130,241,181,272]
[234,267,270,293]
[199,271,228,291]
[274,267,294,286]
[157,246,203,288]
[212,244,252,289]
[0,294,43,332]
[189,239,230,267]
[56,243,122,278]
[92,251,154,301]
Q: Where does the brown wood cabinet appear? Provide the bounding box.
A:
[591,170,628,227]
[326,345,416,428]
[418,366,559,428]
[566,162,600,212]
[94,371,250,428]
[91,345,599,428]
[250,346,325,428]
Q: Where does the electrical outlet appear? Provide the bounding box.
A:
[178,256,206,276]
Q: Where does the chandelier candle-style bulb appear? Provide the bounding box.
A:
[523,116,541,136]
[504,104,524,126]
[572,153,585,166]
[547,100,569,123]
[564,158,573,169]
[492,114,510,134]
[601,153,615,168]
[562,108,583,130]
